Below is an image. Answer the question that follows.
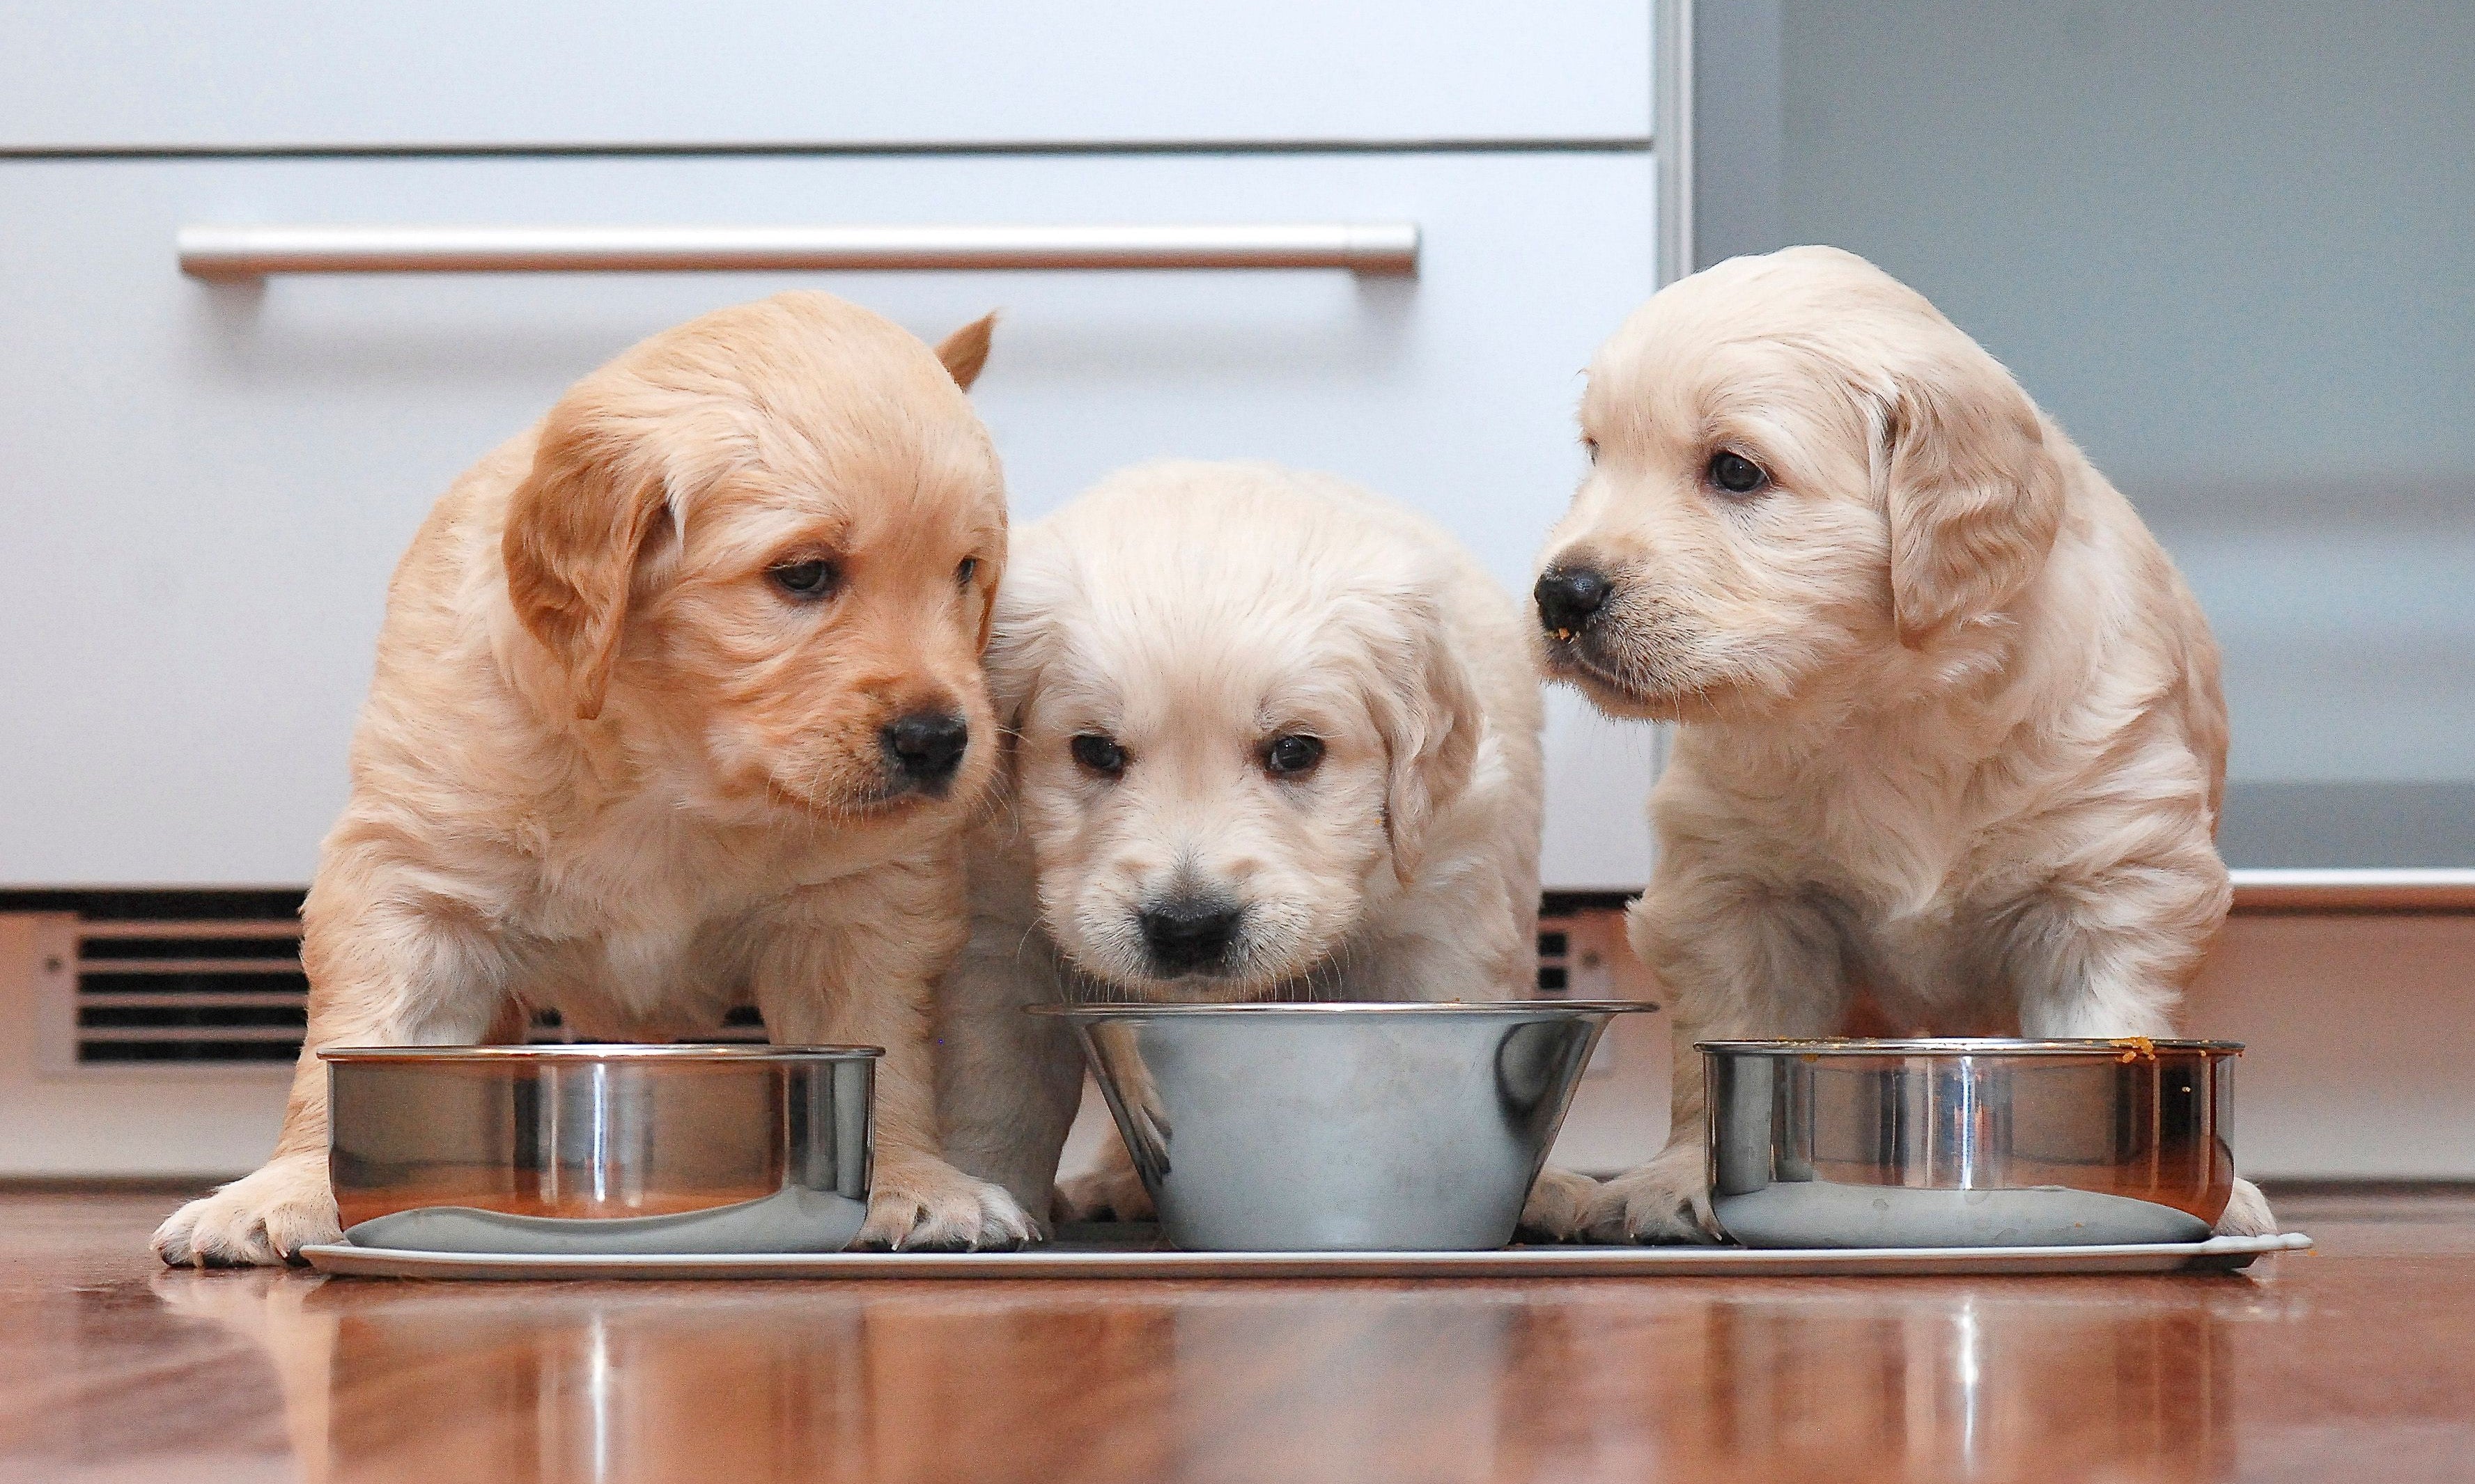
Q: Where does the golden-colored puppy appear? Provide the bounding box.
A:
[936,462,1595,1235]
[1535,247,2272,1241]
[153,292,1035,1265]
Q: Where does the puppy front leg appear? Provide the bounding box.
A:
[152,883,507,1267]
[936,847,1087,1221]
[1583,874,1846,1244]
[756,864,1038,1252]
[1055,1135,1155,1224]
[2002,867,2274,1234]
[2003,889,2193,1042]
[1517,1168,1603,1242]
[937,935,1084,1222]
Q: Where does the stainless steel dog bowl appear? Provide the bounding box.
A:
[322,1044,877,1254]
[1030,1001,1654,1251]
[1703,1038,2241,1248]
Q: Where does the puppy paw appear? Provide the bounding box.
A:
[1516,1166,1601,1242]
[1582,1148,1723,1244]
[2214,1176,2279,1237]
[151,1158,339,1268]
[1054,1164,1156,1224]
[860,1158,1042,1251]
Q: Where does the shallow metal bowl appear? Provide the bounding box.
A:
[1703,1038,2242,1248]
[1030,1001,1655,1252]
[322,1044,878,1254]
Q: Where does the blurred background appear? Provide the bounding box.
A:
[0,2,2466,1186]
[1699,1,2475,868]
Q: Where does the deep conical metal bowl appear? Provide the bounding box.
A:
[1030,1001,1657,1252]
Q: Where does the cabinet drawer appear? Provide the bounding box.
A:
[0,150,1659,890]
[1,2,1652,151]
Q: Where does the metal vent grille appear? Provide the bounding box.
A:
[74,918,307,1063]
[1536,922,1573,996]
[61,911,770,1065]
[29,887,1619,1068]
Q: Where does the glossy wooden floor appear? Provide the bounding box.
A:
[2,1189,2469,1483]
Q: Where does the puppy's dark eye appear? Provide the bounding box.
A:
[768,559,838,599]
[1264,735,1324,777]
[1706,451,1769,496]
[1071,733,1126,777]
[956,557,979,586]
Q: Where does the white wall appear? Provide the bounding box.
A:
[2182,911,2475,1180]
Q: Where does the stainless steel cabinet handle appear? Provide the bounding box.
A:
[2228,868,2475,912]
[178,223,1420,279]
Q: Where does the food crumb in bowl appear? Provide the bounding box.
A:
[2111,1036,2157,1063]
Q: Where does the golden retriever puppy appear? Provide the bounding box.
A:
[1534,247,2273,1241]
[153,292,1037,1265]
[935,461,1598,1235]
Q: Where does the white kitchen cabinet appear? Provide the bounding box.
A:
[0,1,1651,150]
[0,149,1659,889]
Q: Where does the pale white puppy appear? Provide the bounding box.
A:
[938,460,1594,1233]
[1533,247,2274,1241]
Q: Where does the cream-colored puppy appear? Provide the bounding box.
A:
[1534,247,2273,1241]
[154,292,1037,1265]
[937,461,1592,1233]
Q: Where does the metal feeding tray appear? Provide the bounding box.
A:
[300,1224,2311,1281]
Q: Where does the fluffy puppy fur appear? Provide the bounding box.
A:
[1535,247,2273,1241]
[936,461,1592,1233]
[154,292,1035,1266]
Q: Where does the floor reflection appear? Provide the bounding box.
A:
[1165,1297,1514,1478]
[1672,1285,2240,1479]
[146,1265,2285,1482]
[153,1270,1131,1483]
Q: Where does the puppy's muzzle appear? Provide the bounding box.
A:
[1535,565,1613,641]
[1138,894,1245,975]
[879,710,970,795]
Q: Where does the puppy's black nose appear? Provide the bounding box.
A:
[881,711,969,790]
[1138,896,1244,974]
[1535,567,1613,636]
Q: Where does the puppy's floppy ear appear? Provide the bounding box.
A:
[1367,602,1486,887]
[1876,347,2065,648]
[971,526,1009,657]
[979,558,1056,782]
[973,575,1000,657]
[502,400,675,721]
[934,312,998,392]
